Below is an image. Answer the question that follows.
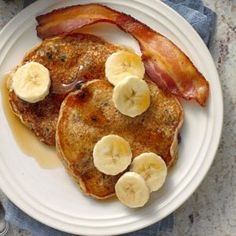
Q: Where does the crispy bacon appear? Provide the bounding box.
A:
[36,4,209,106]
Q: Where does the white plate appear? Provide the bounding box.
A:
[0,0,223,235]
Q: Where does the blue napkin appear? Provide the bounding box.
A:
[1,0,216,235]
[163,0,216,44]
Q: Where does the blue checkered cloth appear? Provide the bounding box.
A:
[1,0,216,235]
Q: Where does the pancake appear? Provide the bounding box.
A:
[56,79,184,199]
[8,33,121,145]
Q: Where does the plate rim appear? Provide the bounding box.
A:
[0,0,223,235]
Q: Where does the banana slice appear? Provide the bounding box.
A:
[93,135,132,175]
[12,62,51,103]
[112,76,150,117]
[130,153,167,192]
[115,172,150,208]
[105,51,145,86]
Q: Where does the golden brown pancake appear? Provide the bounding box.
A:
[56,79,184,199]
[8,33,121,145]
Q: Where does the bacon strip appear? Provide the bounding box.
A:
[36,4,209,106]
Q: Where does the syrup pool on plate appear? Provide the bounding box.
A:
[1,73,62,169]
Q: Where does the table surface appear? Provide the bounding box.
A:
[0,0,235,235]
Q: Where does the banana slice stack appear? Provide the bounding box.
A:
[93,51,167,208]
[116,152,167,208]
[105,51,150,117]
[93,135,167,208]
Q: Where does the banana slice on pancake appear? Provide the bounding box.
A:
[12,62,50,103]
[130,153,167,192]
[105,51,145,86]
[115,172,150,208]
[93,134,132,175]
[112,76,150,117]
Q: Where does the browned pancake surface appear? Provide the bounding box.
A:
[56,79,183,199]
[8,33,120,145]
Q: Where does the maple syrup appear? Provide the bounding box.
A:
[1,74,61,169]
